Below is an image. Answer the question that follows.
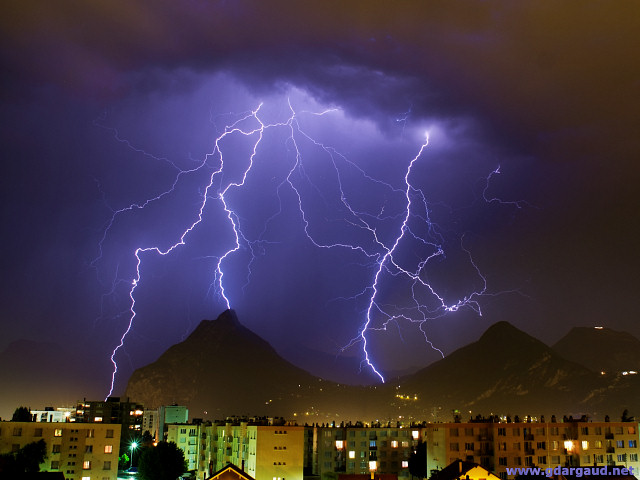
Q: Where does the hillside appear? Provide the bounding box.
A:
[125,314,640,422]
[395,321,608,417]
[125,309,389,420]
[552,326,640,375]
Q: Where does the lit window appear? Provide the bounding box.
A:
[412,431,419,440]
[104,445,113,454]
[83,460,91,469]
[336,440,344,449]
[349,451,356,459]
[82,477,90,480]
[54,429,63,437]
[391,440,398,448]
[369,461,377,471]
[402,461,409,468]
[582,441,589,450]
[564,440,574,452]
[94,416,102,422]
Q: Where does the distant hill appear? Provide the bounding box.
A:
[552,326,640,375]
[394,321,605,417]
[125,314,640,422]
[125,310,389,420]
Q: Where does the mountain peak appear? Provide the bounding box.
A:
[478,321,533,344]
[552,326,640,373]
[215,308,240,326]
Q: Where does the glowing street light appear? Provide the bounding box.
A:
[130,441,139,469]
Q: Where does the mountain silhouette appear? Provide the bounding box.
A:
[393,321,606,417]
[125,309,386,420]
[125,315,640,421]
[552,326,640,374]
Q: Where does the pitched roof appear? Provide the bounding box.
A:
[206,463,256,480]
[433,460,496,480]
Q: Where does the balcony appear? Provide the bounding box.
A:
[606,447,615,453]
[605,434,614,440]
[524,434,534,441]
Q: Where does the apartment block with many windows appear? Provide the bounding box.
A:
[0,421,121,480]
[425,420,640,479]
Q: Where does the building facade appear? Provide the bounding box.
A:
[165,417,640,480]
[75,396,143,455]
[425,420,640,479]
[0,421,121,480]
[167,420,305,480]
[312,424,417,479]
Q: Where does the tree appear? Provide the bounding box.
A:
[408,440,427,479]
[118,453,130,470]
[0,439,47,475]
[11,406,32,422]
[142,430,154,446]
[138,441,187,480]
[621,409,635,422]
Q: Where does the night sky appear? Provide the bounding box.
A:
[1,1,639,402]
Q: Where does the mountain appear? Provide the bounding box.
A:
[394,321,612,417]
[552,326,640,375]
[125,315,640,422]
[125,310,390,420]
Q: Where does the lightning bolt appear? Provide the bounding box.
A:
[96,93,518,395]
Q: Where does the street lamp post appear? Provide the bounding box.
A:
[130,441,138,469]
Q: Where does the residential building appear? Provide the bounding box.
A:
[159,405,189,441]
[167,423,204,472]
[433,460,500,480]
[142,408,159,441]
[0,421,121,480]
[312,423,418,479]
[425,419,640,479]
[75,396,143,453]
[30,407,75,423]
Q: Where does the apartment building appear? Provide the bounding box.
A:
[425,420,640,479]
[166,420,305,480]
[0,421,121,480]
[312,424,418,479]
[204,421,305,480]
[167,423,203,472]
[165,417,640,480]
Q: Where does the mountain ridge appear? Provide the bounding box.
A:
[125,311,640,421]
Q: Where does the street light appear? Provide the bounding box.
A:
[130,441,139,469]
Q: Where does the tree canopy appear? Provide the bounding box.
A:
[0,439,47,475]
[408,440,428,479]
[11,406,32,422]
[138,441,187,480]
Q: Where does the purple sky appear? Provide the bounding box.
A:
[1,1,639,400]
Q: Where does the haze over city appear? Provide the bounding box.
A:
[1,1,639,413]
